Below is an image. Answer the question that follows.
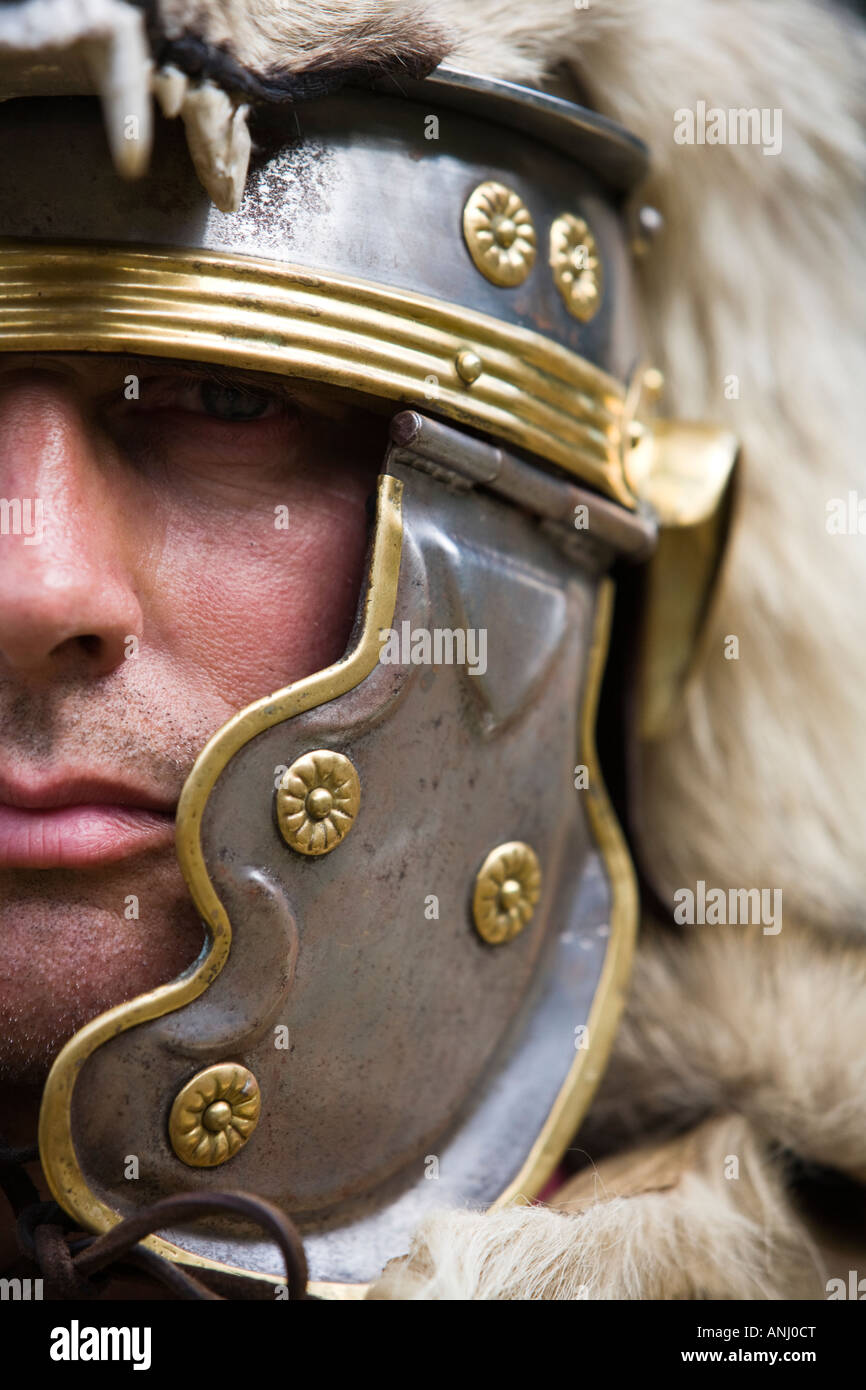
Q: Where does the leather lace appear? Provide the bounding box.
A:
[0,1137,308,1300]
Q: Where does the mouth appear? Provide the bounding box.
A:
[0,775,177,868]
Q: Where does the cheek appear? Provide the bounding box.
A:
[146,479,373,711]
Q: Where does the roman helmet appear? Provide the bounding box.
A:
[0,1,736,1296]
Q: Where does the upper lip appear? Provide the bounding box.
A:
[0,772,178,814]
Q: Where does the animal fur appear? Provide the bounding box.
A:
[368,1115,830,1300]
[150,0,450,85]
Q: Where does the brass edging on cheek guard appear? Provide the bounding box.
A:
[491,578,639,1210]
[36,472,404,1282]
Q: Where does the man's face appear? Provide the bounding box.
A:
[0,353,381,1083]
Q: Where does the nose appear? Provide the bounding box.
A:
[0,375,143,680]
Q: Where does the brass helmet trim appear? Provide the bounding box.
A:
[0,241,635,507]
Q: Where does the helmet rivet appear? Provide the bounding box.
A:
[169,1063,261,1168]
[455,349,483,384]
[632,205,665,257]
[498,878,522,911]
[277,750,361,856]
[202,1100,233,1132]
[305,786,334,821]
[473,842,542,945]
[493,214,517,247]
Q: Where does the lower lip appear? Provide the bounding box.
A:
[0,804,176,868]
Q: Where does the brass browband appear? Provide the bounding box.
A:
[0,241,636,509]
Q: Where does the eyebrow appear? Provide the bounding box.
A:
[90,353,369,428]
[120,355,301,397]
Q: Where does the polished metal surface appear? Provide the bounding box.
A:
[385,66,649,192]
[388,411,657,562]
[0,83,642,381]
[55,443,625,1284]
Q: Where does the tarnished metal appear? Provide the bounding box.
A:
[383,67,649,193]
[41,426,640,1286]
[0,82,644,381]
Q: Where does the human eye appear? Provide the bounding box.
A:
[127,369,289,423]
[197,379,277,421]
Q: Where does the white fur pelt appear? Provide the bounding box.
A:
[580,920,866,1185]
[562,0,866,937]
[368,1115,826,1300]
